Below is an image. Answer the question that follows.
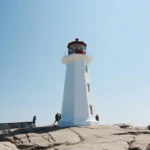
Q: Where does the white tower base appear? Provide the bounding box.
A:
[59,53,98,127]
[59,119,98,127]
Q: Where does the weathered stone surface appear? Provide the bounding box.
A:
[128,134,150,150]
[29,135,50,146]
[135,126,146,130]
[0,125,150,150]
[0,142,18,150]
[49,128,81,144]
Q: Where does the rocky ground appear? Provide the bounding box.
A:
[0,124,150,150]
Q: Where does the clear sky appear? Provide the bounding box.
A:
[0,0,150,126]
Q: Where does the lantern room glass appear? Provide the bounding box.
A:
[68,44,86,55]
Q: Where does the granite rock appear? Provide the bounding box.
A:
[0,125,150,150]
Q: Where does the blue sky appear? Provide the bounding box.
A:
[0,0,150,126]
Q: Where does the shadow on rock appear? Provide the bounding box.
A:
[0,125,67,138]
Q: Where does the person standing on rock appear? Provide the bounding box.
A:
[95,114,99,121]
[32,116,36,127]
[53,113,61,125]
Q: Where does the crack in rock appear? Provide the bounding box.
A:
[13,136,23,144]
[16,144,35,149]
[127,137,135,146]
[48,133,56,142]
[127,140,135,146]
[115,132,138,136]
[1,143,13,149]
[41,134,51,143]
[0,137,15,144]
[69,128,84,142]
[114,131,150,136]
[127,138,142,150]
[26,134,31,143]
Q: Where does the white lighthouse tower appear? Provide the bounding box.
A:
[59,38,98,127]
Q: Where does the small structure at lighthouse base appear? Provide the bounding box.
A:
[59,39,98,127]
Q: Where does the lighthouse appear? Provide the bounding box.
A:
[59,38,98,127]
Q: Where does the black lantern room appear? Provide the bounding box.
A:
[67,38,87,55]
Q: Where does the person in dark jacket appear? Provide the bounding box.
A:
[32,116,36,127]
[53,113,61,125]
[95,114,99,121]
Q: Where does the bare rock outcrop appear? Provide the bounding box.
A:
[114,123,133,129]
[0,142,18,150]
[0,124,150,150]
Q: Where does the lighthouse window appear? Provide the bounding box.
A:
[87,83,90,92]
[89,105,93,115]
[85,65,88,73]
[69,48,74,55]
